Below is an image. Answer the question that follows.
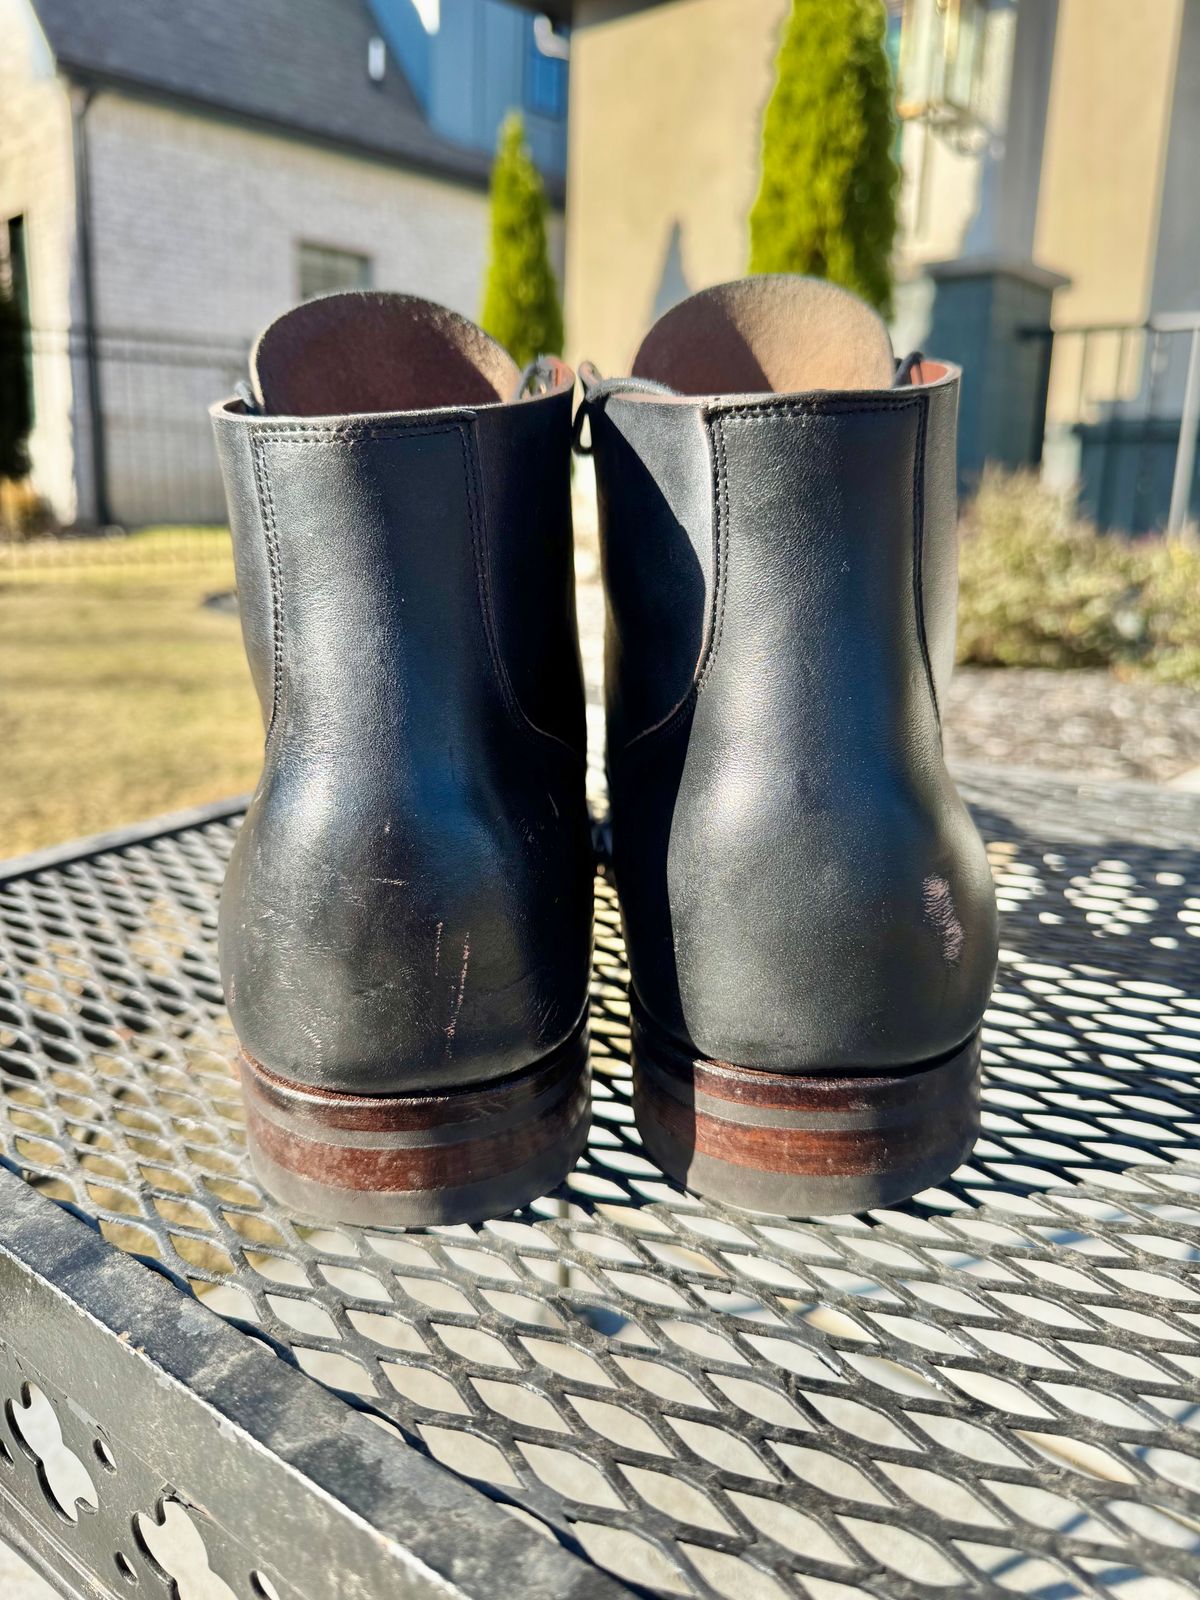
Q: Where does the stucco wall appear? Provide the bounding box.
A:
[1035,0,1184,333]
[1033,0,1184,427]
[565,0,787,374]
[1149,0,1200,320]
[0,0,80,521]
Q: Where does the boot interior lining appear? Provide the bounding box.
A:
[630,276,898,396]
[250,292,524,417]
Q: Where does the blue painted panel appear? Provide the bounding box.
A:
[367,0,568,178]
[369,0,433,105]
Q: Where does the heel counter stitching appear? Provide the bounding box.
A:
[699,415,731,696]
[458,425,586,769]
[249,433,284,739]
[911,391,941,730]
[251,422,466,751]
[620,415,725,757]
[716,391,942,733]
[621,397,929,762]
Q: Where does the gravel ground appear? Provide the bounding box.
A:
[572,477,1200,788]
[942,667,1200,786]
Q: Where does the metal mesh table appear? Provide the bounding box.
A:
[1,765,1199,1600]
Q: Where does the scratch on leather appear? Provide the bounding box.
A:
[923,875,965,965]
[446,934,471,1043]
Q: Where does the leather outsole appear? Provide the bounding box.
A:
[632,1007,981,1217]
[239,1022,590,1225]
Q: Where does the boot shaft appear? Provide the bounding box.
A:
[592,279,997,1076]
[596,374,960,763]
[210,295,592,1097]
[213,394,584,765]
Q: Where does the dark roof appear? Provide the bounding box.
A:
[28,0,495,189]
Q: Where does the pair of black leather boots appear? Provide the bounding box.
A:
[211,276,997,1227]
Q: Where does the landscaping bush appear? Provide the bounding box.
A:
[480,112,563,368]
[749,0,899,316]
[957,467,1200,686]
[0,477,56,540]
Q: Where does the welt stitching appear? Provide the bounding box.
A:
[249,434,284,737]
[912,394,940,726]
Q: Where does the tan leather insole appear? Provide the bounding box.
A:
[631,276,896,396]
[251,292,521,416]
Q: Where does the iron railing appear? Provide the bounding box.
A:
[1022,313,1200,535]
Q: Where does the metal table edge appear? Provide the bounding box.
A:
[0,1167,628,1600]
[0,798,253,885]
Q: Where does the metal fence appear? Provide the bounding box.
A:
[2,325,248,536]
[5,317,1200,542]
[1023,313,1200,535]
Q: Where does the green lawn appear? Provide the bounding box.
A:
[1,529,264,857]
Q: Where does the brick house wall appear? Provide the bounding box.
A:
[2,0,566,528]
[0,0,81,521]
[83,94,511,526]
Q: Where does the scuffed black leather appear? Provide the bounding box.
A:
[593,372,998,1073]
[210,389,591,1096]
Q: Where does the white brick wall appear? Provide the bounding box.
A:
[0,0,81,521]
[85,95,501,525]
[3,21,568,530]
[86,96,496,343]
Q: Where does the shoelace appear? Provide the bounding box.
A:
[571,362,676,455]
[511,357,563,401]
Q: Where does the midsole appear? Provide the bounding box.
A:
[240,1022,589,1194]
[633,1008,980,1178]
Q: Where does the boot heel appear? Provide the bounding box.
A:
[632,1009,980,1217]
[240,1022,590,1225]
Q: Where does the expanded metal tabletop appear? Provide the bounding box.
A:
[1,765,1199,1600]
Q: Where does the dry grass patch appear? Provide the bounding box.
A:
[1,536,262,855]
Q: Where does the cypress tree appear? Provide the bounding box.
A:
[749,0,900,317]
[481,112,564,367]
[0,281,31,482]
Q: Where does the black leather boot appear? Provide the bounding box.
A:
[210,292,592,1224]
[585,276,997,1216]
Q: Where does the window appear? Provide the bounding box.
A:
[2,214,34,426]
[525,20,567,121]
[297,243,372,301]
[2,215,30,320]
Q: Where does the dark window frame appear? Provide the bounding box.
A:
[2,214,34,428]
[296,241,373,302]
